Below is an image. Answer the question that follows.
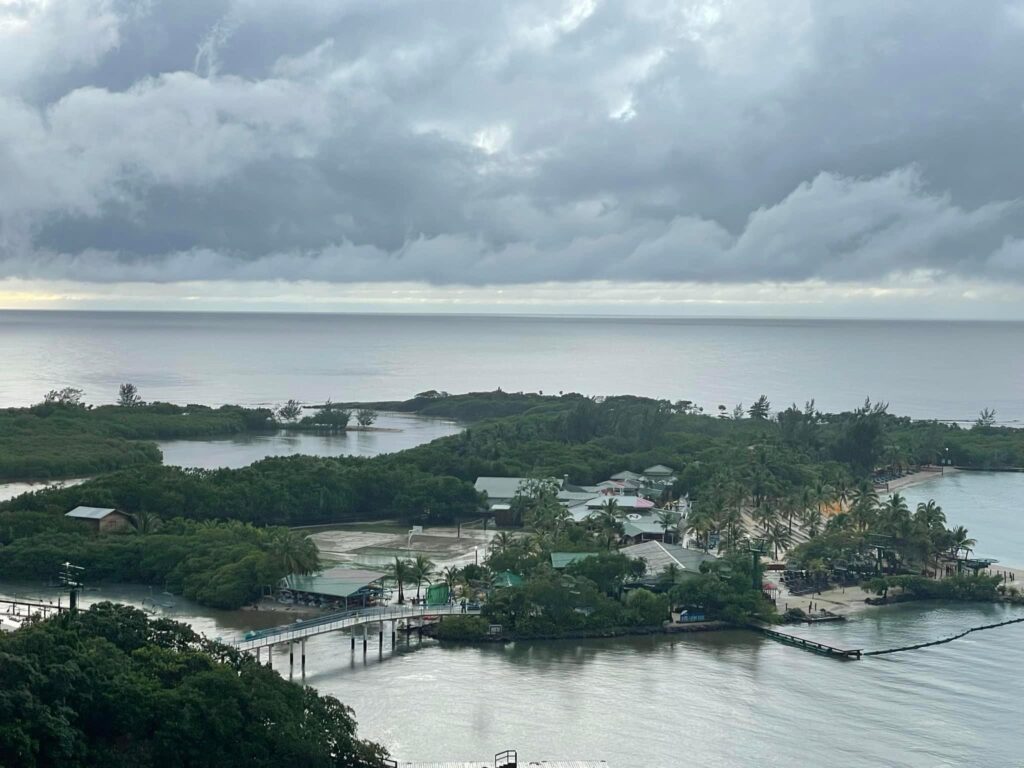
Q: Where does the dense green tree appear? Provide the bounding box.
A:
[277,399,302,421]
[747,395,771,420]
[118,383,144,408]
[0,604,387,768]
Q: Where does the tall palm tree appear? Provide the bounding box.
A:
[914,500,946,530]
[849,484,878,532]
[656,509,680,544]
[388,557,412,604]
[800,506,823,538]
[753,500,777,535]
[718,507,747,553]
[947,526,976,560]
[490,531,516,554]
[267,529,320,575]
[409,554,436,603]
[767,522,792,560]
[442,565,461,602]
[590,508,624,549]
[684,506,714,552]
[599,498,622,519]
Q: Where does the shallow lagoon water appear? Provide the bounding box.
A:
[3,579,1020,767]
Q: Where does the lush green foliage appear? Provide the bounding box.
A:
[0,516,317,609]
[0,604,386,767]
[788,492,978,579]
[668,553,778,624]
[5,457,482,527]
[0,402,272,480]
[433,615,491,640]
[477,532,670,637]
[862,573,1004,602]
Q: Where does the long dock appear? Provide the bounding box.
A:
[751,625,862,659]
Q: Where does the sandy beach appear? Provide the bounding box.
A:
[875,467,958,494]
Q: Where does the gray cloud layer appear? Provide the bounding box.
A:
[3,0,1024,286]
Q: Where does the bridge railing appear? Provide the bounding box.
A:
[232,603,479,650]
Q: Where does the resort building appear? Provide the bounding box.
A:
[621,541,717,581]
[550,552,599,570]
[620,518,669,544]
[64,506,133,533]
[279,567,388,610]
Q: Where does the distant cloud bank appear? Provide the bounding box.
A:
[3,0,1024,315]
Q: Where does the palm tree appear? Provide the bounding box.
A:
[683,506,712,551]
[130,509,162,535]
[849,484,878,532]
[947,526,976,560]
[388,557,412,604]
[599,498,622,519]
[767,522,792,560]
[267,529,320,575]
[914,500,946,530]
[590,508,623,549]
[656,509,680,544]
[753,500,777,535]
[409,554,436,603]
[490,531,516,554]
[718,508,747,552]
[800,506,823,538]
[442,565,461,602]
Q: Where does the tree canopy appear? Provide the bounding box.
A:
[0,604,386,768]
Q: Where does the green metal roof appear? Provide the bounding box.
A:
[550,552,599,570]
[282,567,386,598]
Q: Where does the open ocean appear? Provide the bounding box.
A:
[0,311,1022,421]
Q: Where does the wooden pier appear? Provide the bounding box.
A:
[751,625,862,659]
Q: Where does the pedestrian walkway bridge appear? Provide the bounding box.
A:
[231,603,480,652]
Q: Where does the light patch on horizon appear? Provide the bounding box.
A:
[3,274,1024,319]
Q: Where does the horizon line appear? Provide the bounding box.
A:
[1,306,1023,323]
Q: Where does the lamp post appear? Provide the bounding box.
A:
[474,546,479,566]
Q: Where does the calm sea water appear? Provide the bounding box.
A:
[2,311,1022,764]
[1,311,1022,421]
[898,472,1024,568]
[155,412,461,470]
[2,579,1021,767]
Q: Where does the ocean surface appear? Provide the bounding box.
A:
[898,471,1024,568]
[155,412,461,469]
[1,311,1022,421]
[2,579,1021,767]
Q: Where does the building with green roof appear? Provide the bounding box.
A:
[550,552,599,570]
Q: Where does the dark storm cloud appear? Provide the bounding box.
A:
[3,0,1024,286]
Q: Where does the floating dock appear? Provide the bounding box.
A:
[751,624,862,659]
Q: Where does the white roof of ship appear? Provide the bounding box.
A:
[65,506,121,520]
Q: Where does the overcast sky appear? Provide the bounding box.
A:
[3,0,1024,317]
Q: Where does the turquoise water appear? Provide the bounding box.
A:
[898,472,1024,568]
